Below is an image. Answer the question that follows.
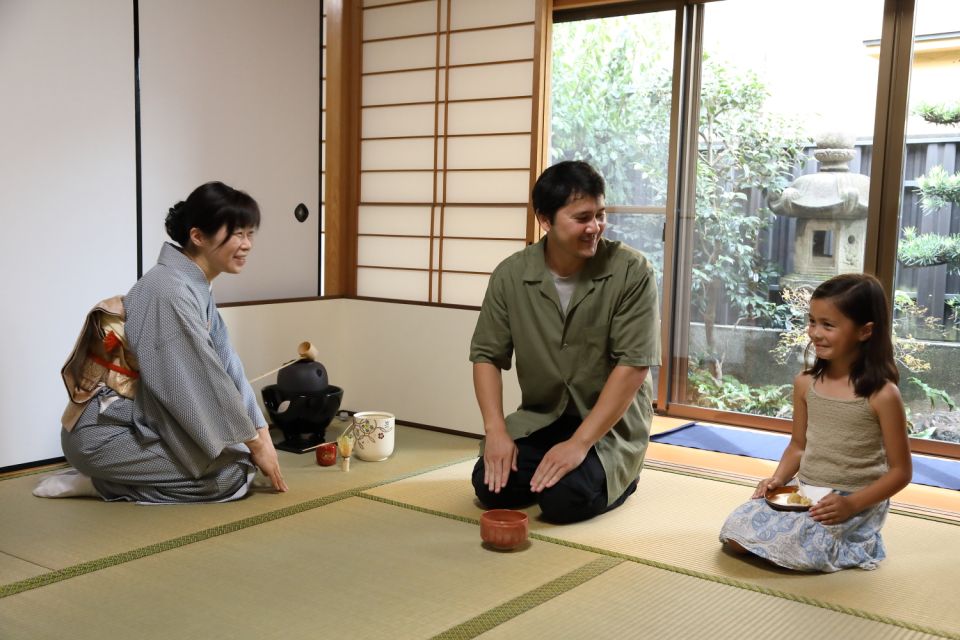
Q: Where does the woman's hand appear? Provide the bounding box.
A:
[530,439,589,493]
[483,429,517,493]
[809,493,855,525]
[247,429,288,492]
[752,476,784,499]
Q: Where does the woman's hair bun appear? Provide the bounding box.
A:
[164,200,189,246]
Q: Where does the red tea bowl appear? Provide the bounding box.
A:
[480,509,529,550]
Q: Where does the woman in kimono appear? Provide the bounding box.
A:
[35,181,287,502]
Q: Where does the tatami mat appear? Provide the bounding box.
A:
[0,497,598,640]
[3,425,958,639]
[366,460,960,636]
[473,561,941,640]
[0,424,477,574]
[0,553,46,585]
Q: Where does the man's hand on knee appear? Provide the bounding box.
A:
[483,430,518,493]
[530,439,589,493]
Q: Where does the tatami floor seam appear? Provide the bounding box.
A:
[0,551,51,573]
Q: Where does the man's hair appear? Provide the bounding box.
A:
[531,161,605,225]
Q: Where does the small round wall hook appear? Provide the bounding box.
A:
[294,203,309,222]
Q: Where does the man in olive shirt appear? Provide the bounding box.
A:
[470,160,661,523]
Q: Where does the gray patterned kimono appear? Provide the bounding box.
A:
[62,243,266,503]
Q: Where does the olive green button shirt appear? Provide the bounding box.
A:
[470,236,661,505]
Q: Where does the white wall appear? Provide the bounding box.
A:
[221,298,522,436]
[139,0,321,303]
[0,0,322,468]
[0,0,137,468]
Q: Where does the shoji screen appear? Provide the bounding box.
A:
[359,0,536,305]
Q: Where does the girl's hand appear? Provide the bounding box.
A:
[752,477,783,499]
[809,493,854,525]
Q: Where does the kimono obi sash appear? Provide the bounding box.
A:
[61,295,140,431]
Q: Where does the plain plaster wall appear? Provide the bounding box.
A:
[220,298,521,437]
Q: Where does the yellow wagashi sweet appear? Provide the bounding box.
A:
[787,492,812,506]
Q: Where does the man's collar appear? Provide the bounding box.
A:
[521,236,615,283]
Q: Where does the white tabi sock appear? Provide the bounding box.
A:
[32,469,100,499]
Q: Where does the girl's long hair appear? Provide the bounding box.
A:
[804,273,898,397]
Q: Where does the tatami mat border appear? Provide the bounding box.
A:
[0,455,477,600]
[0,463,69,482]
[357,493,960,640]
[430,556,623,640]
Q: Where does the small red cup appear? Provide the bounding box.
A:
[316,442,337,466]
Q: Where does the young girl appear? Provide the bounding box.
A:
[719,273,912,572]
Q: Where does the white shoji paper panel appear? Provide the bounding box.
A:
[358,267,429,301]
[363,0,436,40]
[450,0,535,30]
[362,138,436,170]
[361,171,435,202]
[321,141,326,170]
[446,98,531,135]
[431,271,440,302]
[448,62,533,100]
[363,104,437,138]
[438,272,490,306]
[439,206,527,238]
[449,24,534,66]
[432,237,440,269]
[364,34,445,73]
[445,170,529,203]
[359,205,433,236]
[365,0,411,7]
[363,69,437,105]
[446,134,530,169]
[441,238,524,272]
[359,236,431,269]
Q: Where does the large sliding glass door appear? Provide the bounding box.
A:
[892,0,960,449]
[550,0,958,457]
[674,0,883,425]
[550,8,677,396]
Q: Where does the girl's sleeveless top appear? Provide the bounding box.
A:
[797,383,888,492]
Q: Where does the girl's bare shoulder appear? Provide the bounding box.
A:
[793,372,814,393]
[869,380,904,408]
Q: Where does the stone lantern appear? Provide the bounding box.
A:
[768,132,869,291]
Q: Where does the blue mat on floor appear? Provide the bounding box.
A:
[651,423,960,491]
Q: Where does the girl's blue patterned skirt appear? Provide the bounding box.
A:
[719,491,888,572]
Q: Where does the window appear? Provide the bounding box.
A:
[551,9,676,395]
[893,0,960,446]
